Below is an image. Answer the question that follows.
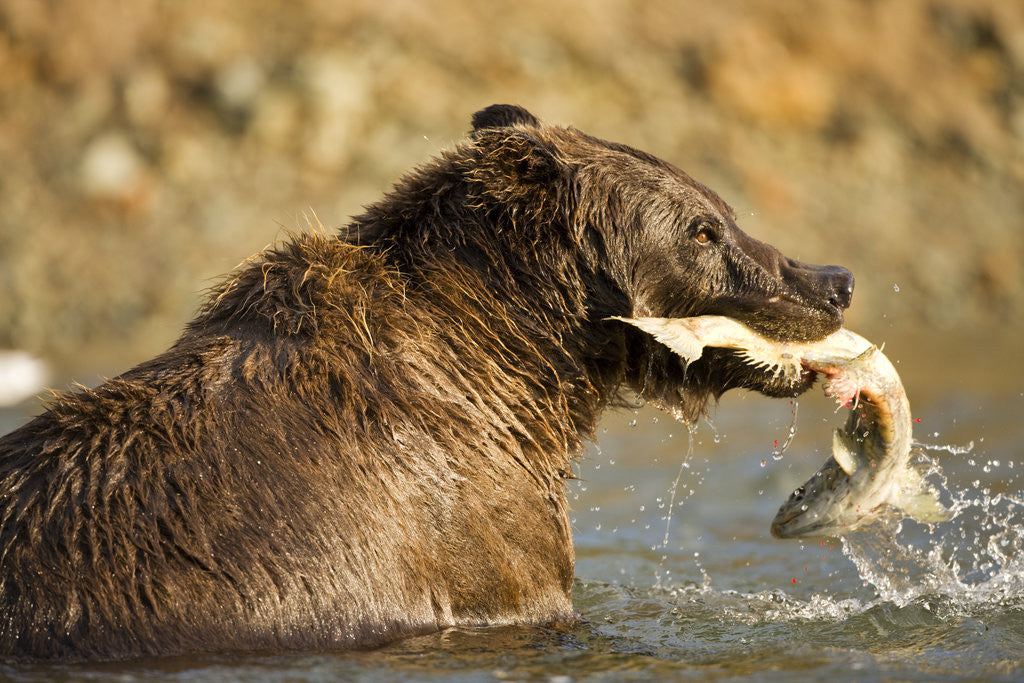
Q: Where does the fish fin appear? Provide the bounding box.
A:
[831,428,860,475]
[607,317,705,364]
[893,468,951,523]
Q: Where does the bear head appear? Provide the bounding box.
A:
[466,105,854,420]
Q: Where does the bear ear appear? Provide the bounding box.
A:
[471,104,541,135]
[479,129,562,186]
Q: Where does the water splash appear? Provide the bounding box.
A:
[648,441,1024,630]
[839,444,1024,612]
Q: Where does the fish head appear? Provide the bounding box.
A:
[770,455,877,539]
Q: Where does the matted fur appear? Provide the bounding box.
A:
[0,105,852,660]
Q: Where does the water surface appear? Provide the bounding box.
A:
[1,325,1022,681]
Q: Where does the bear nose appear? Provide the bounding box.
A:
[825,267,855,310]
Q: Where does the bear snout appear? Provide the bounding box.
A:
[780,260,855,314]
[822,266,855,311]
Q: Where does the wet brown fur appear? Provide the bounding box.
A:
[0,106,851,660]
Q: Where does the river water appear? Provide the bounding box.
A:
[1,323,1022,681]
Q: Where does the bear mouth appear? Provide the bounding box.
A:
[686,291,847,346]
[628,344,822,424]
[703,347,820,400]
[718,302,845,345]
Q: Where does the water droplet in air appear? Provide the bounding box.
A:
[893,284,900,292]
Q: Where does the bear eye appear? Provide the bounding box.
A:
[690,220,717,245]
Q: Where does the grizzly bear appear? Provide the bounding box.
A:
[0,105,853,660]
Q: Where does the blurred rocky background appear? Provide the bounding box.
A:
[1,0,1022,388]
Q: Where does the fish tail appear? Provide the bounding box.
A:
[893,467,951,523]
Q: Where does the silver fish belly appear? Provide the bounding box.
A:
[611,316,949,539]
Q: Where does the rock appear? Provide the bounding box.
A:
[78,132,148,203]
[0,351,47,407]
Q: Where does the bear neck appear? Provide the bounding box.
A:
[342,176,629,475]
[373,239,615,477]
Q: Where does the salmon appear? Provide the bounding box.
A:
[611,315,949,538]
